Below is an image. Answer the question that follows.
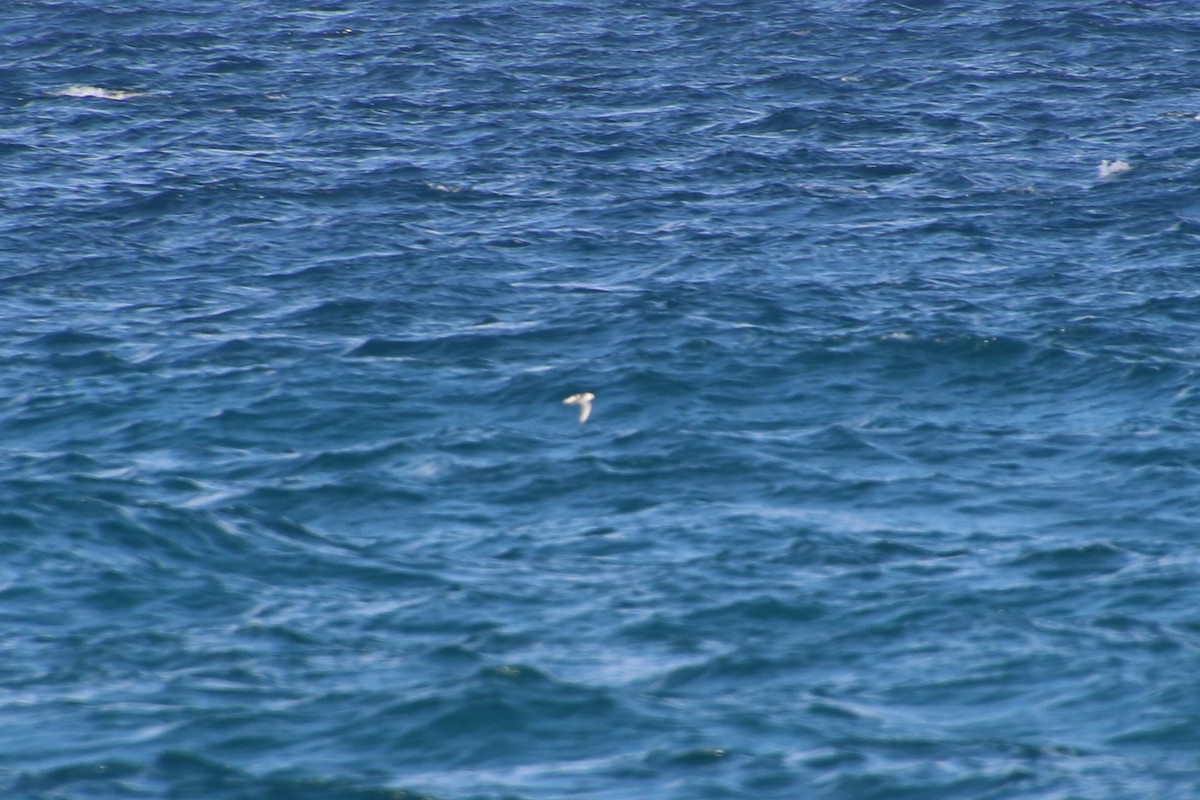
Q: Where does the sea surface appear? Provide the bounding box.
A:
[4,2,1200,798]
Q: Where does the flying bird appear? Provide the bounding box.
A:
[563,392,594,423]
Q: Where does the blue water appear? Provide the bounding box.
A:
[4,2,1200,798]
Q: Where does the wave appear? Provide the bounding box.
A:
[51,85,148,101]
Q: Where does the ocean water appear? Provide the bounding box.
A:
[4,1,1200,798]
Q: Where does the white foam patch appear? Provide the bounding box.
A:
[52,85,147,101]
[1098,159,1132,178]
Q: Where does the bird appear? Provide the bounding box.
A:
[563,392,594,423]
[1099,159,1131,178]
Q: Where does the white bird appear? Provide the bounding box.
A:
[1099,159,1131,178]
[563,392,594,423]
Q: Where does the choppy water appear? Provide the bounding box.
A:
[5,2,1200,798]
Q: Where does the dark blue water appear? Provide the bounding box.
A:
[4,2,1200,798]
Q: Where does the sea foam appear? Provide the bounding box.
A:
[52,85,146,101]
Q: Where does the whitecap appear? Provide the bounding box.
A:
[52,85,147,101]
[1098,159,1132,179]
